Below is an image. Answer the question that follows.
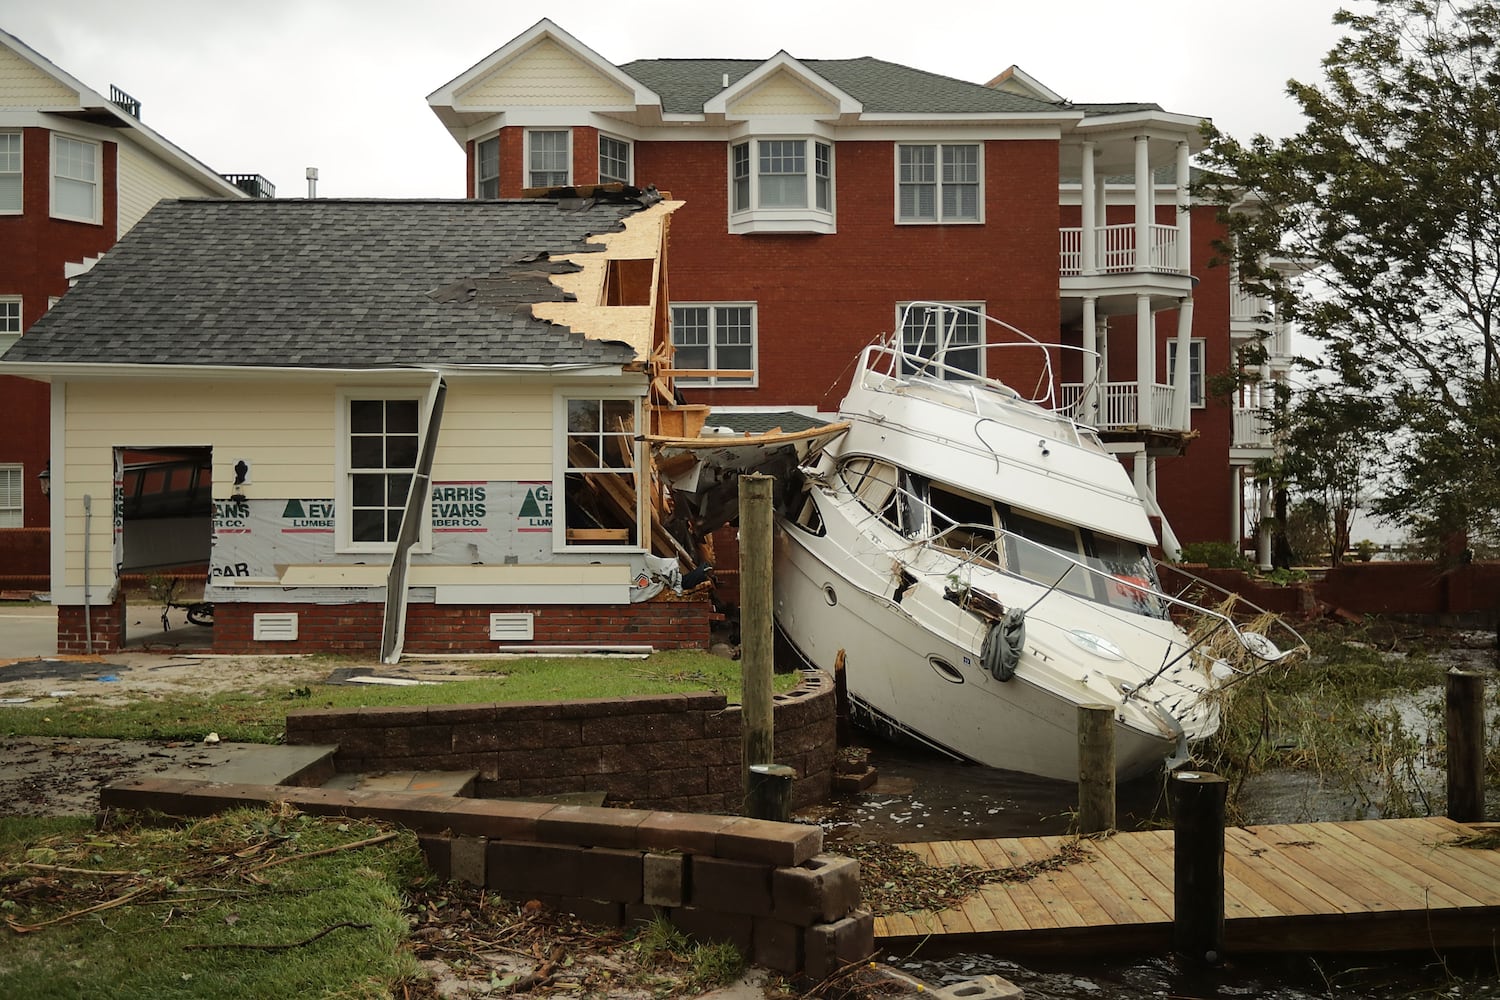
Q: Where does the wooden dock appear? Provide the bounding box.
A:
[874,817,1500,954]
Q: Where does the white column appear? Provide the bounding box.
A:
[1080,142,1098,275]
[1256,479,1273,570]
[1081,296,1099,424]
[1231,467,1243,550]
[1133,135,1153,272]
[1172,297,1194,430]
[1175,140,1192,274]
[1135,294,1154,427]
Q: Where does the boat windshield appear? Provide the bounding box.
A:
[1004,510,1166,619]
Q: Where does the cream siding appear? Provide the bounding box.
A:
[0,47,76,107]
[455,37,632,108]
[117,141,231,235]
[728,71,837,117]
[60,380,334,590]
[431,380,553,482]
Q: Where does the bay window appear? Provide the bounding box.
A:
[727,138,834,233]
[527,130,570,188]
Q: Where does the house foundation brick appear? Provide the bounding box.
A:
[773,854,860,924]
[690,856,773,915]
[803,911,876,983]
[643,852,686,907]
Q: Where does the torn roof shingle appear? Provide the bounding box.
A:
[3,198,649,370]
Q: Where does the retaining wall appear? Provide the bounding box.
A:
[284,670,836,812]
[98,777,873,979]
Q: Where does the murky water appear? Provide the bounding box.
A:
[807,634,1500,998]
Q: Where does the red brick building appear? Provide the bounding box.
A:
[0,28,267,586]
[428,21,1283,552]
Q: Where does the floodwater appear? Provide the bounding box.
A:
[806,635,1500,999]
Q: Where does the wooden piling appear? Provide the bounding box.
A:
[740,473,775,807]
[747,763,795,822]
[1446,668,1486,823]
[1172,770,1227,964]
[1077,704,1116,834]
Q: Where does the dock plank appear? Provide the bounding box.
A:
[873,818,1500,955]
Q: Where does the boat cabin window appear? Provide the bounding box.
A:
[839,457,904,531]
[1088,532,1164,617]
[927,484,999,559]
[1003,509,1092,597]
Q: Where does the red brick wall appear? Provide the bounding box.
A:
[0,527,48,585]
[284,669,836,812]
[56,591,126,653]
[211,597,715,655]
[0,127,121,534]
[1317,561,1500,617]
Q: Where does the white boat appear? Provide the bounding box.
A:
[762,304,1289,782]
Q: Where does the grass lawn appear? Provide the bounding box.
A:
[0,651,802,743]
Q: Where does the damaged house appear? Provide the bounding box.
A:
[0,189,727,656]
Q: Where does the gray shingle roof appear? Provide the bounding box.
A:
[621,57,1064,116]
[3,198,650,369]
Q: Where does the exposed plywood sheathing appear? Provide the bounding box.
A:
[533,198,683,360]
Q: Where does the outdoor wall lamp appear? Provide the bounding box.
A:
[37,461,49,496]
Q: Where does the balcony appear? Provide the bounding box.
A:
[1230,284,1270,324]
[1059,381,1180,431]
[1059,224,1183,277]
[1232,405,1274,451]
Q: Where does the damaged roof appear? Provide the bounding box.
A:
[3,197,651,370]
[621,57,1065,116]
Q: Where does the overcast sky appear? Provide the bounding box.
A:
[3,0,1352,198]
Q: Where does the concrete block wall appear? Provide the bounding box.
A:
[284,670,836,812]
[98,776,874,979]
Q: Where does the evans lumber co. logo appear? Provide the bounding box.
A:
[433,484,487,530]
[281,499,334,532]
[517,484,552,532]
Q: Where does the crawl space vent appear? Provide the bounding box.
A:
[252,613,298,641]
[489,612,534,641]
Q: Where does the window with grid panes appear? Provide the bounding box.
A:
[598,135,631,185]
[728,139,832,226]
[897,143,980,223]
[52,134,99,223]
[563,397,639,547]
[0,297,20,355]
[0,132,19,213]
[476,136,499,198]
[348,398,419,544]
[899,303,983,379]
[671,304,755,385]
[527,130,569,188]
[1167,339,1205,406]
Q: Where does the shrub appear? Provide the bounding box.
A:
[1176,540,1252,570]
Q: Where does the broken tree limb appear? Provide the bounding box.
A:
[245,831,400,873]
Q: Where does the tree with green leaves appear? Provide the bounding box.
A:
[1199,0,1500,553]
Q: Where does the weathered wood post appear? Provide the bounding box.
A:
[1446,668,1486,823]
[1172,770,1227,964]
[747,763,795,822]
[1077,704,1116,834]
[740,474,776,814]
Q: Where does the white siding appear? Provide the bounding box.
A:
[430,381,553,482]
[0,47,76,107]
[117,141,232,235]
[729,71,837,117]
[455,37,632,107]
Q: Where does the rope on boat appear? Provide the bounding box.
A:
[982,607,1026,682]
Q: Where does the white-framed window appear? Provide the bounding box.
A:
[337,392,424,551]
[1167,338,1206,407]
[526,129,571,188]
[896,143,981,224]
[598,134,631,185]
[670,303,756,386]
[0,465,21,528]
[727,137,834,233]
[898,302,984,379]
[51,133,100,224]
[0,131,20,214]
[475,135,499,198]
[557,394,642,549]
[0,297,21,355]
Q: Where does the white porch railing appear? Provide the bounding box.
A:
[1059,224,1183,276]
[1232,406,1274,448]
[1230,283,1270,323]
[1060,381,1181,431]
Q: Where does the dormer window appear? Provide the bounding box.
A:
[526,130,570,188]
[728,137,834,234]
